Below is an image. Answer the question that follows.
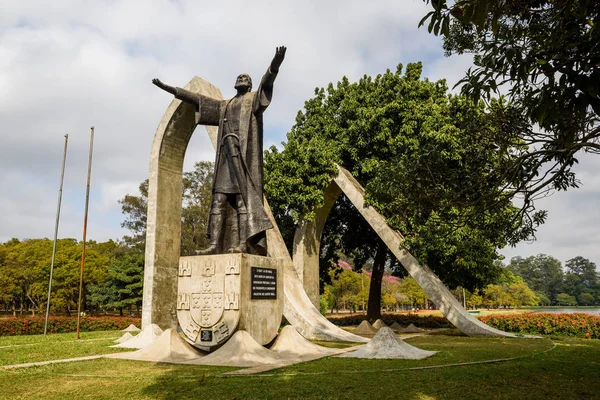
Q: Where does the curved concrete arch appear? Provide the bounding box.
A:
[142,77,223,330]
[141,76,366,342]
[293,165,515,337]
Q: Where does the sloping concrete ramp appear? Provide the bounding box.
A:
[294,165,515,338]
[338,327,437,360]
[333,166,515,337]
[107,328,202,363]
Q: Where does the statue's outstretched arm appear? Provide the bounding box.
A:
[255,46,286,113]
[152,78,176,95]
[270,46,286,74]
[152,78,200,104]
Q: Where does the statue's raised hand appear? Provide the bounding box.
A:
[270,46,286,73]
[152,78,177,95]
[152,78,165,89]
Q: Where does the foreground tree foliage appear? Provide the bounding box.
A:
[266,62,536,319]
[421,0,600,213]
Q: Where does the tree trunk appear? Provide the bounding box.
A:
[367,241,387,322]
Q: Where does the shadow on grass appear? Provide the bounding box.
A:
[136,336,600,400]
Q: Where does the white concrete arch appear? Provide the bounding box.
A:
[292,165,515,337]
[141,77,222,330]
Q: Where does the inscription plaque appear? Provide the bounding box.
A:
[251,267,277,299]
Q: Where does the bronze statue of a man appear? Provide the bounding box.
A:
[152,46,286,256]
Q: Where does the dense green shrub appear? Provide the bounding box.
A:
[327,313,452,329]
[479,313,600,339]
[0,316,140,336]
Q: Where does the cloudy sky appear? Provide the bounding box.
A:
[1,0,598,269]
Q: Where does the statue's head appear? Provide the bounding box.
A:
[234,74,252,92]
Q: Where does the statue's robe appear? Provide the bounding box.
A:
[175,68,278,255]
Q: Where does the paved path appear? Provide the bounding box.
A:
[0,337,116,349]
[3,355,103,369]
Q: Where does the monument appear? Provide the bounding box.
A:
[139,44,515,357]
[151,47,287,348]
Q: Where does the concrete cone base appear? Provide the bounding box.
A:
[353,320,378,336]
[399,323,425,333]
[122,324,141,332]
[182,330,282,367]
[372,319,387,330]
[114,332,134,344]
[338,327,437,360]
[271,326,340,358]
[111,323,163,349]
[389,321,403,332]
[107,329,203,363]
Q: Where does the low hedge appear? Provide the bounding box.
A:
[479,312,600,339]
[326,313,452,329]
[0,316,141,336]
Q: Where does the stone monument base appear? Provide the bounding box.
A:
[177,254,283,348]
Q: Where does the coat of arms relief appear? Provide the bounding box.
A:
[177,255,241,347]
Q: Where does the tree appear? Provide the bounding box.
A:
[565,256,600,298]
[466,289,484,309]
[318,195,400,321]
[578,292,595,306]
[325,263,362,312]
[398,277,430,308]
[382,293,397,311]
[507,254,564,303]
[535,292,551,306]
[265,62,537,318]
[421,1,600,218]
[180,161,214,256]
[119,180,148,250]
[87,244,144,315]
[556,292,577,306]
[119,161,214,255]
[0,238,110,316]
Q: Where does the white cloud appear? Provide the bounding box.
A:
[2,0,599,270]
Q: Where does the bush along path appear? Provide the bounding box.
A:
[0,316,140,336]
[326,312,600,339]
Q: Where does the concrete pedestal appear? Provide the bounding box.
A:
[177,254,283,348]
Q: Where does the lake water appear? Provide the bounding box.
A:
[531,308,600,315]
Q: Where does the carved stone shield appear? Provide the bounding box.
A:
[177,255,241,347]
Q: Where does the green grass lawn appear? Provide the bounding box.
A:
[1,331,599,399]
[0,330,132,366]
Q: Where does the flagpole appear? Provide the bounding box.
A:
[76,127,94,339]
[44,134,69,336]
